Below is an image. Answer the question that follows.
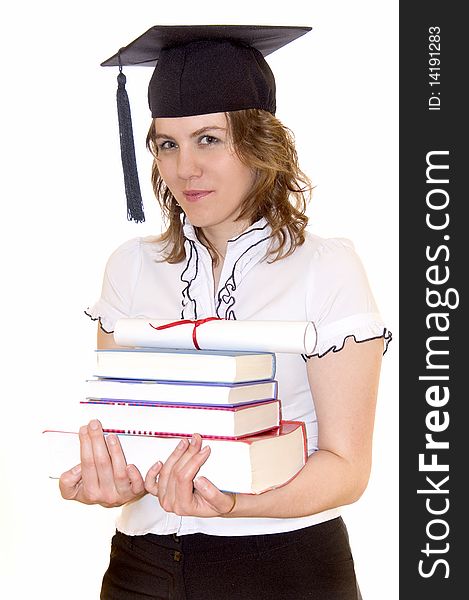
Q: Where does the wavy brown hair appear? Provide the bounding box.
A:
[146,109,311,265]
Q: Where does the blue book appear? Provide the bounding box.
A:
[94,348,276,384]
[86,378,278,406]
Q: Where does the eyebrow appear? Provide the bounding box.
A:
[154,126,227,140]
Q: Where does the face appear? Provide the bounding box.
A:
[154,113,255,237]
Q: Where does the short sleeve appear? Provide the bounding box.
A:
[306,238,391,357]
[85,237,143,333]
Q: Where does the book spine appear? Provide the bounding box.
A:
[300,421,308,462]
[81,399,278,411]
[102,426,280,440]
[86,398,275,408]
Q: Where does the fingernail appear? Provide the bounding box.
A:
[199,445,210,454]
[89,420,99,430]
[194,477,207,490]
[190,434,198,446]
[72,465,81,475]
[107,435,117,446]
[177,439,186,449]
[79,425,88,435]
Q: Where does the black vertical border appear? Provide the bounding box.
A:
[400,3,466,597]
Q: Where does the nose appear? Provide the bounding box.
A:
[176,146,203,180]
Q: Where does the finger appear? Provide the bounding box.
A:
[87,420,116,490]
[173,443,211,509]
[193,477,236,514]
[168,434,204,480]
[144,461,163,496]
[159,438,190,477]
[79,424,100,491]
[162,435,204,508]
[156,438,190,498]
[59,464,82,500]
[105,434,132,495]
[127,464,145,496]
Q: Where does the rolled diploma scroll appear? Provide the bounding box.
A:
[113,318,317,355]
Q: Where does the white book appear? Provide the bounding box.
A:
[44,421,307,494]
[86,378,278,406]
[80,399,281,438]
[94,348,275,384]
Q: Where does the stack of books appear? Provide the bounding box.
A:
[83,348,281,439]
[45,346,307,494]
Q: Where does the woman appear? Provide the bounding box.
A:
[59,25,390,599]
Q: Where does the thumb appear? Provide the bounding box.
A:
[59,464,82,499]
[193,477,235,514]
[126,464,145,495]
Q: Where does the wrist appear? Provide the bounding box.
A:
[221,487,283,519]
[220,492,237,517]
[221,492,253,518]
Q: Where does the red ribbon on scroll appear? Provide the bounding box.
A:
[149,317,223,350]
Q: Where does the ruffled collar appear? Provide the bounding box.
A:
[180,216,273,320]
[181,215,270,246]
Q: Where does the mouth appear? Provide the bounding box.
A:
[182,190,213,202]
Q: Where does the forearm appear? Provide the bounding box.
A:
[227,449,369,519]
[151,340,381,519]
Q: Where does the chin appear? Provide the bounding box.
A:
[186,217,219,229]
[182,209,219,229]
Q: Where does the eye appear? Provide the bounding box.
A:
[199,135,219,146]
[158,140,178,151]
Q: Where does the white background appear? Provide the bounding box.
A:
[0,1,398,598]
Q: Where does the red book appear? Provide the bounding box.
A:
[79,398,280,439]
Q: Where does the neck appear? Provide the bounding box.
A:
[199,219,251,259]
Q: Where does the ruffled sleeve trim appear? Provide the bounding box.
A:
[84,237,144,334]
[84,298,123,334]
[306,313,393,358]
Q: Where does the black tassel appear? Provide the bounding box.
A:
[116,57,145,223]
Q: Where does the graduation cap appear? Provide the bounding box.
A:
[101,25,312,222]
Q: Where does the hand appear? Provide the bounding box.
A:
[59,419,145,508]
[144,434,237,518]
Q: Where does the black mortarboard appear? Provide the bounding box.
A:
[101,25,312,222]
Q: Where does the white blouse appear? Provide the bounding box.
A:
[86,217,391,537]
